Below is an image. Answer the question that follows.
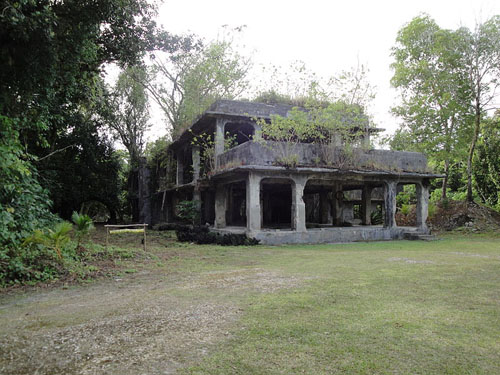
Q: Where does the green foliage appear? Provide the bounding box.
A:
[24,222,73,260]
[0,116,56,251]
[176,200,200,225]
[146,136,171,169]
[396,184,416,208]
[146,27,251,135]
[257,101,370,168]
[191,131,237,175]
[145,136,174,191]
[428,202,437,218]
[107,66,151,167]
[473,118,500,207]
[390,15,500,202]
[71,211,95,248]
[390,15,471,178]
[400,204,412,216]
[370,207,383,225]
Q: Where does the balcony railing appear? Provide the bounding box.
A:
[216,141,431,175]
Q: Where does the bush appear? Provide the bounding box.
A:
[175,225,259,246]
[176,200,200,225]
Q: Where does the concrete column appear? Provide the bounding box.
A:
[362,129,371,149]
[332,134,342,147]
[252,122,262,141]
[416,182,429,232]
[215,118,227,167]
[203,191,213,225]
[193,189,201,225]
[246,172,262,232]
[320,190,329,224]
[214,185,227,228]
[361,185,372,225]
[332,183,343,226]
[384,181,397,228]
[176,150,184,186]
[292,176,307,232]
[192,145,200,182]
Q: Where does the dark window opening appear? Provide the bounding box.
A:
[261,180,292,229]
[225,122,255,148]
[226,181,247,227]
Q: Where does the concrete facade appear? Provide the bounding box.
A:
[161,100,441,244]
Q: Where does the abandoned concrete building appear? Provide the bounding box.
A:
[143,99,441,245]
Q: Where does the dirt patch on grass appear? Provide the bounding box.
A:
[388,257,436,264]
[0,264,310,374]
[0,270,243,375]
[180,268,312,293]
[1,300,238,375]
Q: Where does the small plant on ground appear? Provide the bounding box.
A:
[71,211,95,249]
[24,221,73,260]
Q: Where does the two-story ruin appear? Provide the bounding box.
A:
[149,100,440,245]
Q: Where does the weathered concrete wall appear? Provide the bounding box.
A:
[252,227,419,245]
[217,141,430,174]
[212,226,423,245]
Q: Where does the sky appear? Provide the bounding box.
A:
[145,0,500,141]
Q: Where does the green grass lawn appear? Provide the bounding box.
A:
[1,234,499,374]
[176,237,500,375]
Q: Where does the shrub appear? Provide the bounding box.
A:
[71,211,95,248]
[175,225,259,246]
[176,200,200,225]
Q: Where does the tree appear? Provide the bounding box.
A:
[108,66,151,167]
[390,15,471,199]
[144,28,251,136]
[0,0,178,244]
[390,15,500,202]
[460,16,500,201]
[473,115,500,207]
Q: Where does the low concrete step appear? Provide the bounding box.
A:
[403,232,438,241]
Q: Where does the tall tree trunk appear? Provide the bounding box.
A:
[466,99,481,202]
[441,158,450,200]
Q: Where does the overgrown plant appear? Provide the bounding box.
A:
[71,211,95,248]
[191,130,237,175]
[24,222,73,261]
[256,107,312,168]
[176,200,200,225]
[257,101,370,169]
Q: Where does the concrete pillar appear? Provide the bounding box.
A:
[384,181,397,228]
[203,191,214,225]
[176,150,184,186]
[361,185,372,225]
[332,134,342,148]
[192,145,200,182]
[215,185,227,228]
[320,190,329,224]
[246,172,262,232]
[215,118,227,167]
[332,183,343,226]
[252,122,262,141]
[292,176,307,232]
[416,182,429,232]
[363,129,371,149]
[193,189,201,225]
